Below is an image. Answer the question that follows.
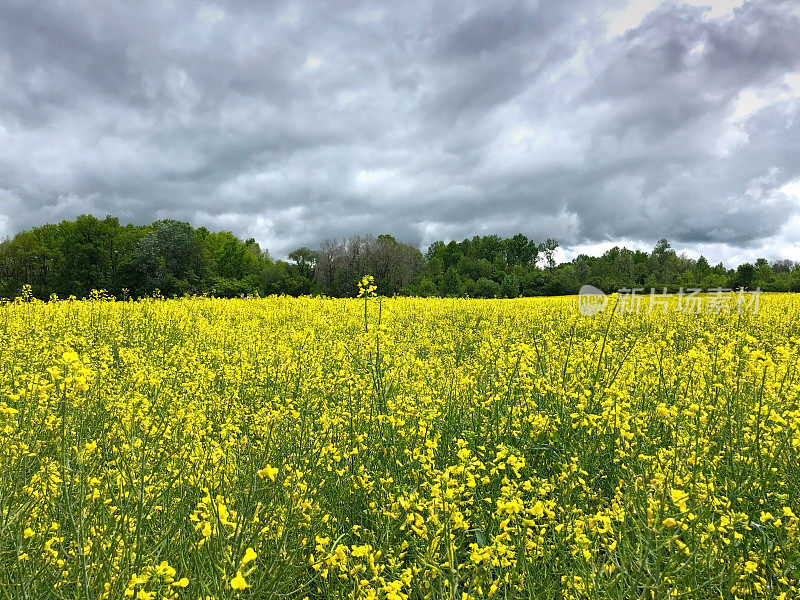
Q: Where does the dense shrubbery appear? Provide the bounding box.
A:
[2,214,799,299]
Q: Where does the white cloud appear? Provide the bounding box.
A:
[304,55,323,70]
[605,0,746,39]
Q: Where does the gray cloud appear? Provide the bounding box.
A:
[1,0,799,264]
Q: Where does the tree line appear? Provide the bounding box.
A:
[1,214,798,299]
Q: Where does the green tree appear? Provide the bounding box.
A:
[754,258,773,290]
[51,215,120,297]
[539,238,559,271]
[118,220,208,296]
[732,263,756,290]
[473,277,501,298]
[504,233,538,266]
[440,267,465,297]
[500,273,520,298]
[288,247,317,280]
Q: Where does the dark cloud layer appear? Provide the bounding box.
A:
[1,0,799,264]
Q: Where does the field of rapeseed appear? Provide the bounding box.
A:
[1,291,800,599]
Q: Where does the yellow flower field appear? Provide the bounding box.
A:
[1,293,800,599]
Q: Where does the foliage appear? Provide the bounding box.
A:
[2,215,800,299]
[2,293,800,598]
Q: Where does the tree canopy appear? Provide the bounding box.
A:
[1,215,798,299]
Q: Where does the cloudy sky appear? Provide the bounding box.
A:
[1,0,799,265]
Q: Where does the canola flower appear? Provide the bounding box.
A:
[1,290,800,599]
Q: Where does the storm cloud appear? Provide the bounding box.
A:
[1,0,799,264]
